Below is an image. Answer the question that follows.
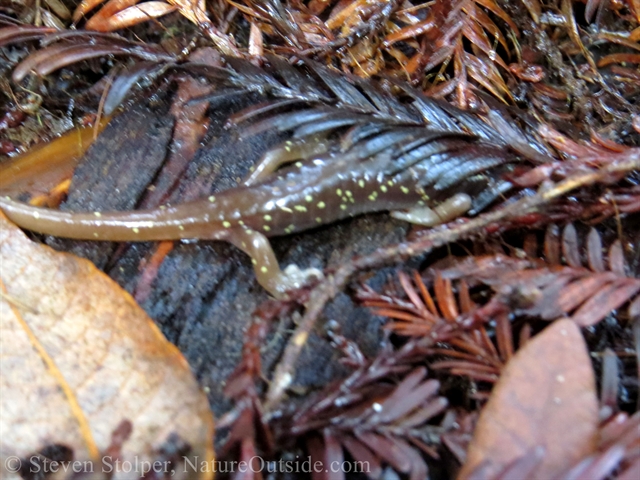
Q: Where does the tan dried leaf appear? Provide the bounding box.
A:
[85,2,178,31]
[458,319,599,479]
[0,214,214,480]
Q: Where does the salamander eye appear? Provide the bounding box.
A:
[391,193,472,226]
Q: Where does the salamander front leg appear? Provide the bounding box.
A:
[391,193,472,226]
[224,227,323,298]
[243,134,329,186]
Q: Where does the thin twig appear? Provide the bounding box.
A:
[264,154,640,410]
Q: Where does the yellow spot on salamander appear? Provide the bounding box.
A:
[317,201,326,209]
[294,331,309,346]
[264,215,272,222]
[345,190,353,197]
[295,161,303,168]
[132,227,140,233]
[336,189,342,196]
[387,180,394,186]
[294,205,307,212]
[208,195,216,202]
[94,212,102,217]
[368,191,378,201]
[252,259,257,265]
[358,179,365,188]
[305,195,313,202]
[263,225,271,232]
[400,186,410,194]
[380,185,388,193]
[285,145,291,152]
[284,224,295,234]
[34,212,40,219]
[340,204,347,210]
[261,266,268,273]
[93,233,99,238]
[179,225,185,231]
[223,221,231,228]
[238,220,245,225]
[316,217,322,223]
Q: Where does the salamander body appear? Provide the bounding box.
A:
[0,132,511,296]
[0,57,534,297]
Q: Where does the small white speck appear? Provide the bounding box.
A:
[280,372,293,387]
[556,375,565,383]
[372,403,382,412]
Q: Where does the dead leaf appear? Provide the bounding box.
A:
[0,214,214,480]
[458,319,598,479]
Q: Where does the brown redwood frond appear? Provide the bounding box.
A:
[358,220,638,400]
